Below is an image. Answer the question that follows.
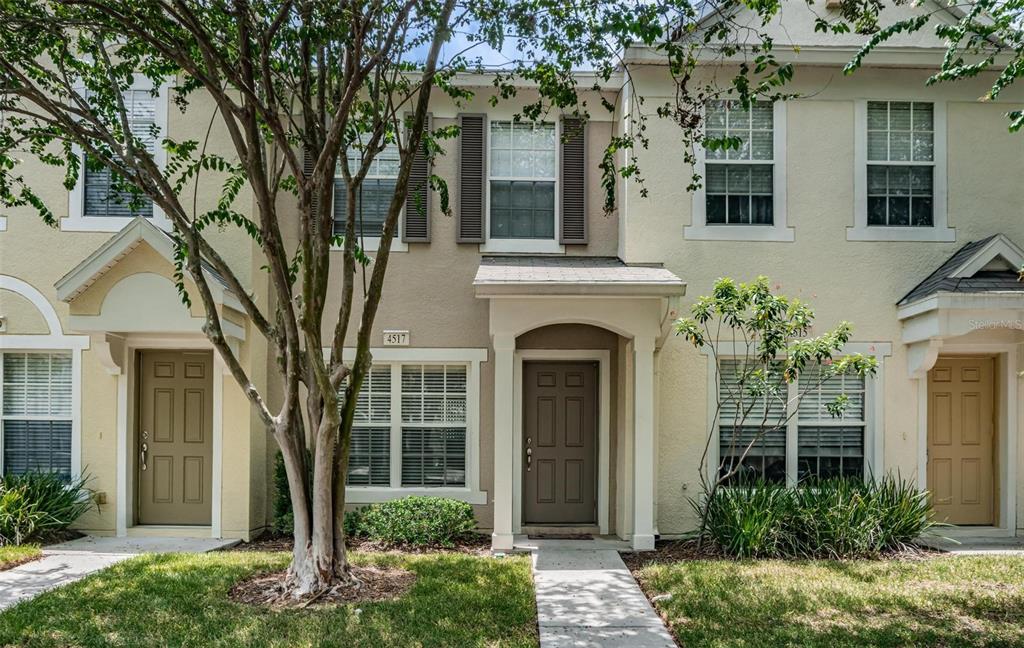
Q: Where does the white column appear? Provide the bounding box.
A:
[632,335,656,551]
[491,334,516,551]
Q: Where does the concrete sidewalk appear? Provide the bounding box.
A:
[532,548,675,647]
[0,535,237,611]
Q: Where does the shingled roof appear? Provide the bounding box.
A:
[898,234,1024,306]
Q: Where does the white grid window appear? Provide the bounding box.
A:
[489,121,556,240]
[1,353,73,477]
[704,101,774,225]
[717,359,787,484]
[344,365,391,486]
[341,362,469,489]
[797,366,866,482]
[334,135,400,239]
[866,101,934,227]
[83,89,156,219]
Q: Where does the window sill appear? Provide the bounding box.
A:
[331,236,408,253]
[62,215,170,233]
[346,487,488,505]
[846,225,955,242]
[480,238,565,254]
[684,223,795,242]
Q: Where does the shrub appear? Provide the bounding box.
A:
[358,496,476,547]
[698,475,935,559]
[0,472,95,545]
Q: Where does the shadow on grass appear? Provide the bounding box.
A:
[0,551,538,648]
[642,557,1024,648]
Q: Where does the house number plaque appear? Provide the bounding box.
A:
[383,330,410,346]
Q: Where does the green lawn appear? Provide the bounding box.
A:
[0,551,538,648]
[0,544,40,571]
[634,555,1024,647]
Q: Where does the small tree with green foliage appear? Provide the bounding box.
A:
[675,277,878,545]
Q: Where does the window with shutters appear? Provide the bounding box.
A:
[64,76,169,232]
[0,353,73,478]
[850,99,951,242]
[488,121,557,241]
[714,357,875,486]
[344,365,391,486]
[336,351,484,502]
[687,101,791,241]
[333,136,401,243]
[797,365,866,482]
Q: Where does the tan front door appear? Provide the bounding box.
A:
[523,361,598,525]
[927,357,996,525]
[138,350,213,525]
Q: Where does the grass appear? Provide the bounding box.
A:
[0,550,538,647]
[634,555,1024,647]
[0,544,41,571]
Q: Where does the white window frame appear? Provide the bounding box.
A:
[687,101,792,242]
[0,352,74,477]
[849,99,953,242]
[482,119,564,254]
[794,366,869,483]
[334,347,487,504]
[0,275,88,480]
[330,134,407,253]
[703,342,890,487]
[64,74,171,233]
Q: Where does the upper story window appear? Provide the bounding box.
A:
[866,101,933,228]
[64,76,169,232]
[686,101,792,242]
[849,99,952,242]
[704,101,774,226]
[489,121,556,240]
[333,137,400,242]
[1,352,72,478]
[83,90,156,220]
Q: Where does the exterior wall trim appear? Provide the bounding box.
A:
[512,349,611,535]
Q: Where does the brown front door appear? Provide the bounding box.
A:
[927,357,996,525]
[138,350,213,525]
[523,361,598,525]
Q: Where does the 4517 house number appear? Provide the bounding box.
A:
[383,330,410,346]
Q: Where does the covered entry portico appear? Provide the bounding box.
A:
[474,257,685,551]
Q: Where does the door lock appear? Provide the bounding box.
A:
[526,437,532,471]
[140,436,149,472]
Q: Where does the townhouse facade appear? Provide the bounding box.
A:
[1,1,1023,548]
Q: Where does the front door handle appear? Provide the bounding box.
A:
[140,441,148,471]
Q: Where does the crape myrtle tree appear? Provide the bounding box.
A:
[1,0,812,598]
[675,277,878,544]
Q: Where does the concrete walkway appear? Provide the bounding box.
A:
[532,548,675,647]
[0,535,237,611]
[920,534,1024,555]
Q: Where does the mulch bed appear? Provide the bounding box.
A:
[229,564,416,609]
[232,532,492,556]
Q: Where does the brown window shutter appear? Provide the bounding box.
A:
[403,113,432,243]
[560,118,587,244]
[457,113,486,243]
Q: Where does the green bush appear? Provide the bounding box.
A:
[358,496,476,547]
[0,472,95,545]
[699,475,935,559]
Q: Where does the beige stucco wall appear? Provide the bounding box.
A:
[622,64,1024,535]
[0,79,269,539]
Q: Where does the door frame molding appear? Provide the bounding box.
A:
[917,344,1018,536]
[513,349,610,535]
[115,335,225,538]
